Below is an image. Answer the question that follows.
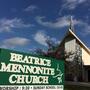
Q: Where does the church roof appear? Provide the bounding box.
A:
[59,29,90,54]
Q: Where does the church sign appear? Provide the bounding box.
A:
[0,48,64,90]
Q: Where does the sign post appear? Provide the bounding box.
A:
[0,48,64,90]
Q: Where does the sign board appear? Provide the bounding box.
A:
[0,48,64,90]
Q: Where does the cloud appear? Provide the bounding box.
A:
[61,0,87,10]
[34,31,48,46]
[36,16,80,28]
[0,37,30,48]
[67,17,90,35]
[0,18,33,32]
[24,5,38,12]
[36,15,90,35]
[33,30,59,46]
[79,22,90,35]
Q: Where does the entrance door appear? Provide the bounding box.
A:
[88,70,90,82]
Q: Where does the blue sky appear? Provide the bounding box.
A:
[0,0,90,53]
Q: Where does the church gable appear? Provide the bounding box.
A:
[58,29,90,65]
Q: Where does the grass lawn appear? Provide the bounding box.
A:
[65,85,90,90]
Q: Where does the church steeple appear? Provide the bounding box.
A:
[69,16,75,32]
[70,16,73,29]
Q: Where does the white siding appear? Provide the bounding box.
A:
[65,39,76,53]
[82,48,90,65]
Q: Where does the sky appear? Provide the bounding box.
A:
[0,0,90,53]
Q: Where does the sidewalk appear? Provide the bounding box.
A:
[65,81,90,87]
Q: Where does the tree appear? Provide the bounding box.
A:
[35,38,83,82]
[65,44,83,81]
[35,48,46,55]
